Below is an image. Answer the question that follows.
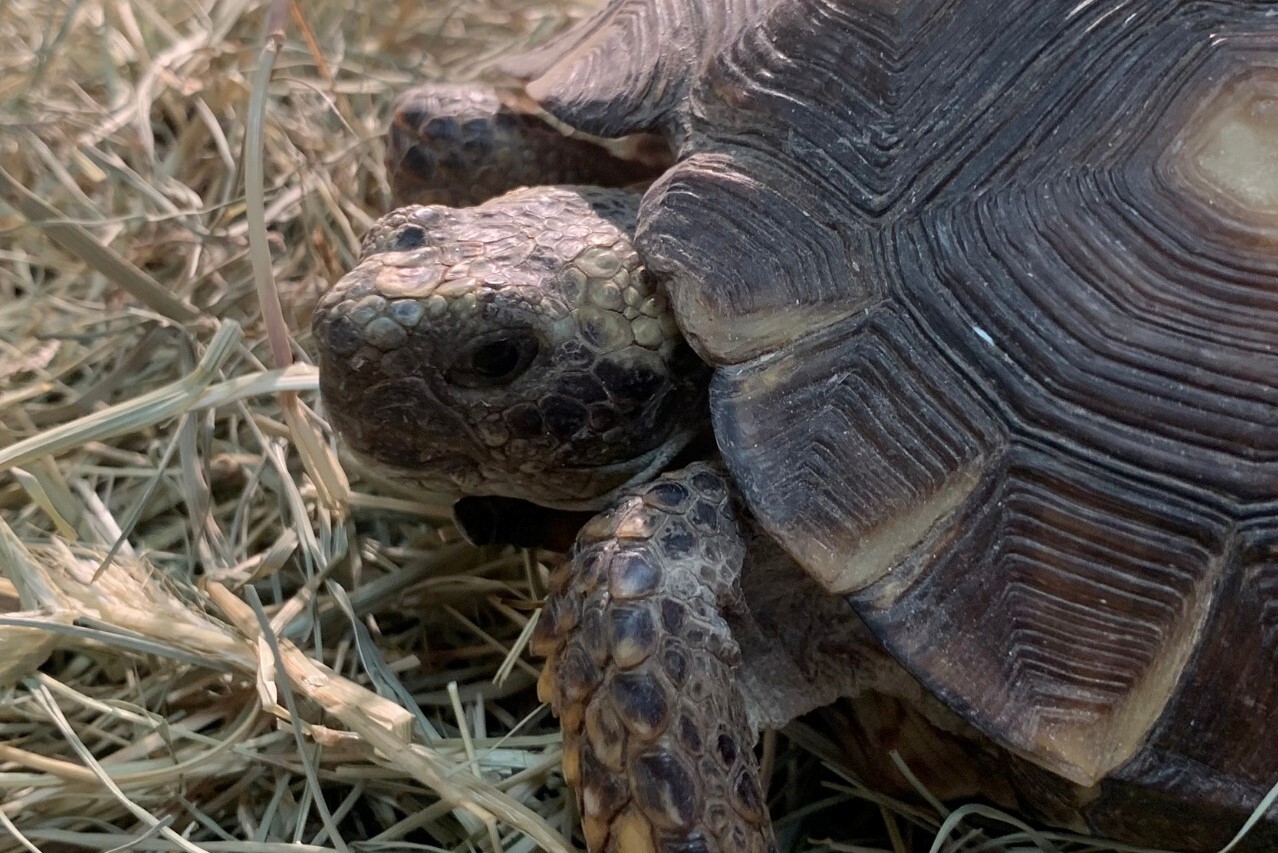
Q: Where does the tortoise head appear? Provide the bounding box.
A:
[312,186,709,510]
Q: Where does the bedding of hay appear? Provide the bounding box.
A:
[0,1,1264,851]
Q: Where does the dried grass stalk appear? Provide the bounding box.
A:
[2,1,590,850]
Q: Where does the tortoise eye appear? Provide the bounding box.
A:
[448,331,539,388]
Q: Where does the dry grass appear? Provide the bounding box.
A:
[1,2,591,851]
[0,1,1264,852]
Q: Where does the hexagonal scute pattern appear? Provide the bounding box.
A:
[619,3,1278,838]
[532,464,775,853]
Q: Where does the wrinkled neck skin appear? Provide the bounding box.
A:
[452,426,720,550]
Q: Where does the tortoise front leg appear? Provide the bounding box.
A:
[386,84,665,209]
[532,463,775,853]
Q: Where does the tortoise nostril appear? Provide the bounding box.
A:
[322,315,364,358]
[393,224,427,251]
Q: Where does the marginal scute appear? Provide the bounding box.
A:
[1110,520,1278,792]
[854,445,1232,786]
[712,308,1005,594]
[639,152,880,364]
[502,0,770,137]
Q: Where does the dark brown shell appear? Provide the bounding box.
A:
[518,0,1278,847]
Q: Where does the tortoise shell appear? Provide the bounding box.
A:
[509,0,1278,839]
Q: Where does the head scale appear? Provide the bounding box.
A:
[312,186,709,509]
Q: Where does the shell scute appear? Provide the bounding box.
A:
[629,0,1278,838]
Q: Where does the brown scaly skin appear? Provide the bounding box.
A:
[387,84,667,208]
[532,464,774,853]
[312,186,707,509]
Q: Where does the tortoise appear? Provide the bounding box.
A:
[311,0,1278,850]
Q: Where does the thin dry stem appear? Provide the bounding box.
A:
[1,1,591,851]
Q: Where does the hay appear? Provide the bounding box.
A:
[0,1,1230,851]
[1,2,591,850]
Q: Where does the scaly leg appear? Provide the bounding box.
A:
[533,463,775,853]
[387,83,665,208]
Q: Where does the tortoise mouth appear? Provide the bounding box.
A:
[341,425,702,513]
